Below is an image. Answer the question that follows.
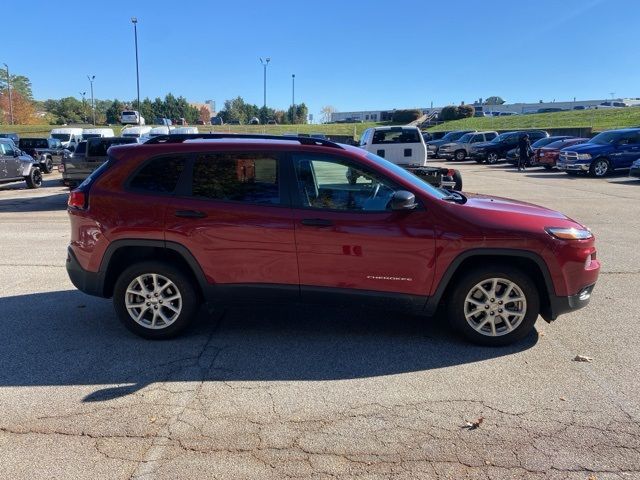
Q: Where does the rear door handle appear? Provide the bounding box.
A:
[175,210,207,219]
[301,218,333,227]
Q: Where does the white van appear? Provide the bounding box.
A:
[147,126,176,137]
[172,127,198,135]
[120,110,146,125]
[121,125,152,140]
[82,128,115,139]
[50,127,84,150]
[359,126,427,166]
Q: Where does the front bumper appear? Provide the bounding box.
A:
[438,151,454,159]
[556,161,590,172]
[66,247,106,297]
[545,284,596,321]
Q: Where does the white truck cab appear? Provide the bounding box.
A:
[359,126,427,166]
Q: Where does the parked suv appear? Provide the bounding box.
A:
[426,130,475,158]
[471,130,549,164]
[60,137,139,186]
[438,131,498,161]
[557,128,640,177]
[66,134,600,346]
[18,137,67,173]
[0,139,43,189]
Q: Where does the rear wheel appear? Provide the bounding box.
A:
[25,168,42,189]
[43,157,54,174]
[113,261,200,339]
[589,158,610,177]
[447,266,539,346]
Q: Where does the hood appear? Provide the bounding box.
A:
[563,142,611,154]
[439,142,460,149]
[448,193,583,235]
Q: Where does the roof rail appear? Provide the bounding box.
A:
[144,133,344,149]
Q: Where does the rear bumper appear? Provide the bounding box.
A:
[544,283,595,321]
[66,247,106,297]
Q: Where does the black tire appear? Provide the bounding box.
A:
[113,261,200,339]
[589,158,610,178]
[42,157,54,174]
[447,265,539,346]
[566,171,579,176]
[543,165,552,170]
[454,150,466,161]
[25,168,42,189]
[475,158,484,164]
[486,152,500,164]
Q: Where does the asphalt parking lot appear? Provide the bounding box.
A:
[1,163,639,480]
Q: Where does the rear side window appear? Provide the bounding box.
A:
[191,153,280,205]
[372,129,421,144]
[129,156,186,193]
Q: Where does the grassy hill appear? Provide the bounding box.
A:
[1,122,383,139]
[427,108,640,133]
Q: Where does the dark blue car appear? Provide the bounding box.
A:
[557,128,640,177]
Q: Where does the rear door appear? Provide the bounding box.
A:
[164,150,299,300]
[289,152,436,305]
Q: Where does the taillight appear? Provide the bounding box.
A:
[68,190,87,209]
[447,169,456,177]
[58,164,65,172]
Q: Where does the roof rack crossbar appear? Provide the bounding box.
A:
[144,133,344,149]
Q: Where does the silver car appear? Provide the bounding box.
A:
[438,131,498,161]
[0,139,42,189]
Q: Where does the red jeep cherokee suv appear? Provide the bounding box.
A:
[66,134,600,346]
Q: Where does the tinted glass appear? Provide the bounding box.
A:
[192,153,280,205]
[441,131,470,142]
[129,156,186,193]
[88,138,137,156]
[371,129,421,144]
[19,139,48,149]
[74,142,87,154]
[457,133,474,143]
[51,133,71,141]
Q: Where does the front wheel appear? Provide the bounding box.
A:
[486,152,499,164]
[25,168,42,189]
[42,157,54,174]
[454,150,466,161]
[113,261,200,339]
[447,266,539,346]
[589,158,610,177]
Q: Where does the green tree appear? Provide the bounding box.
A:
[105,100,125,124]
[485,96,505,105]
[0,72,33,100]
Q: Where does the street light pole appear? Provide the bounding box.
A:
[87,75,95,125]
[3,63,13,125]
[259,57,270,110]
[87,76,95,125]
[132,17,141,125]
[80,91,87,123]
[291,74,295,124]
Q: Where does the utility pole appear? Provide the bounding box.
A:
[291,74,295,124]
[132,17,141,124]
[259,57,271,109]
[3,63,13,125]
[87,75,95,125]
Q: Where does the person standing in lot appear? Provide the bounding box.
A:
[518,134,531,172]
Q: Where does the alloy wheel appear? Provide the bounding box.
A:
[124,273,183,329]
[463,277,527,337]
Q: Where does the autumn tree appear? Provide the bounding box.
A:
[321,105,337,123]
[0,90,37,124]
[199,106,210,123]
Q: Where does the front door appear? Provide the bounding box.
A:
[164,150,299,300]
[289,152,436,306]
[616,132,640,168]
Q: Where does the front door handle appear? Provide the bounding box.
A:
[175,210,207,219]
[301,218,333,227]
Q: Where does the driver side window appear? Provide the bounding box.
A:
[293,154,398,212]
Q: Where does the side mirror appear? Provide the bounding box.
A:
[13,150,21,157]
[390,190,418,211]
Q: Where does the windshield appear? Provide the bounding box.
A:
[74,142,87,154]
[51,133,71,141]
[589,131,624,145]
[122,133,140,138]
[82,134,101,139]
[532,137,560,148]
[457,133,474,143]
[491,133,514,143]
[441,131,468,142]
[365,153,448,200]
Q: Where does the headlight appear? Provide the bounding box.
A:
[545,227,593,240]
[577,154,592,160]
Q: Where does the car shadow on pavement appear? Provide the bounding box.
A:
[0,192,68,212]
[0,290,538,402]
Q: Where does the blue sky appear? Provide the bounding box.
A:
[4,0,639,119]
